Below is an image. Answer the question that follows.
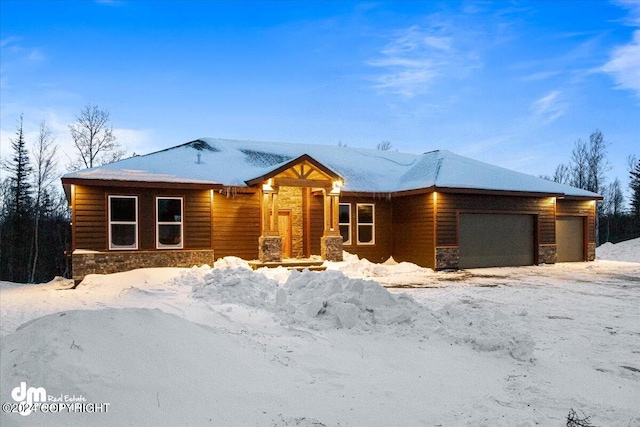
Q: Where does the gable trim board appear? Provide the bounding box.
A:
[62,138,600,282]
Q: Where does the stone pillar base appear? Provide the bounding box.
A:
[321,236,343,262]
[587,242,596,261]
[436,247,459,270]
[537,244,557,264]
[259,235,282,262]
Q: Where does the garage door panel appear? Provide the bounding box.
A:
[459,214,535,268]
[556,216,584,262]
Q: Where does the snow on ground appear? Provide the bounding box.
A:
[1,250,639,426]
[597,237,640,263]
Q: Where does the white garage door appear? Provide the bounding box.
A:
[459,214,535,269]
[556,216,584,262]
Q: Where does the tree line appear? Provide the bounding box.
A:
[0,105,124,283]
[546,130,639,244]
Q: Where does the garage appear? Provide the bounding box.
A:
[458,214,535,269]
[556,216,584,262]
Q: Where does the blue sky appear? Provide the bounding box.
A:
[1,0,639,196]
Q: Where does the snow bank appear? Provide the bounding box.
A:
[190,266,423,330]
[0,308,298,426]
[433,304,535,362]
[278,269,423,330]
[179,262,535,360]
[597,237,640,263]
[193,267,278,307]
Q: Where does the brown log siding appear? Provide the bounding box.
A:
[392,193,435,269]
[73,185,106,251]
[72,185,212,251]
[211,191,261,260]
[435,192,557,246]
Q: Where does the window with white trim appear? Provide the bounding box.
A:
[357,203,375,245]
[339,203,351,245]
[108,196,138,250]
[157,197,183,249]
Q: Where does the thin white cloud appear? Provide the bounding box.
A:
[601,30,640,98]
[0,37,46,64]
[531,90,568,123]
[0,36,22,49]
[600,1,640,98]
[367,24,480,97]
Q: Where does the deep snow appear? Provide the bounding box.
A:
[1,241,638,426]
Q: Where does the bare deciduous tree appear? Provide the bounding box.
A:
[586,129,609,194]
[376,140,392,151]
[570,139,589,190]
[553,163,570,184]
[30,121,58,282]
[67,104,125,170]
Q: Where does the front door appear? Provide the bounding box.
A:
[278,210,292,258]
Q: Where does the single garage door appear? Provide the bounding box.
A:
[556,216,584,262]
[459,214,535,268]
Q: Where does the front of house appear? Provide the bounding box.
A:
[62,138,601,283]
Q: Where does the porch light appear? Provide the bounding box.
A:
[330,180,343,195]
[262,179,274,193]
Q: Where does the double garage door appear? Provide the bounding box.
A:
[458,214,535,269]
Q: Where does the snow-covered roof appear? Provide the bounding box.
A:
[62,138,600,198]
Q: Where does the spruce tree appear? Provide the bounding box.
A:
[1,115,34,282]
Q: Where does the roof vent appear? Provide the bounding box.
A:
[197,153,201,164]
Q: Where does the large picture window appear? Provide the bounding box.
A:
[339,203,351,245]
[157,197,183,249]
[109,196,138,250]
[357,203,375,245]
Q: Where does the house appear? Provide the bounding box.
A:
[61,138,601,283]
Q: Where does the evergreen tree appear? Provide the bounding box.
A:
[6,115,33,215]
[1,115,35,282]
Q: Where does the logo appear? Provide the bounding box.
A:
[10,382,46,416]
[3,382,110,416]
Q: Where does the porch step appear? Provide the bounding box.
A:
[248,259,326,271]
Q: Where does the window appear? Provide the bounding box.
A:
[109,196,138,250]
[157,197,183,249]
[357,203,375,245]
[339,203,351,245]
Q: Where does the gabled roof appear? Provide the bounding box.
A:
[61,137,601,199]
[245,154,342,187]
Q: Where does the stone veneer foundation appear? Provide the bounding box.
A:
[435,247,459,270]
[72,249,215,284]
[321,236,343,262]
[538,244,557,264]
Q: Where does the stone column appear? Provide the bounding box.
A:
[321,235,343,261]
[321,190,343,261]
[258,187,282,262]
